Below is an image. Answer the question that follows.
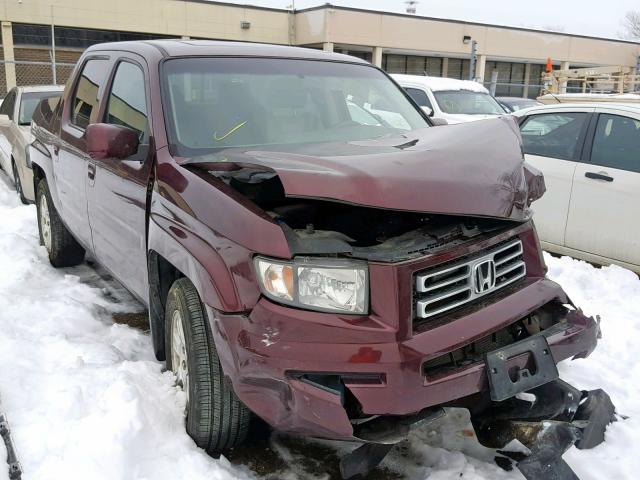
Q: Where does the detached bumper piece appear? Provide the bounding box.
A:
[471,379,617,480]
[338,379,616,480]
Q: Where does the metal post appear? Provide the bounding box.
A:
[50,5,57,85]
[468,40,477,80]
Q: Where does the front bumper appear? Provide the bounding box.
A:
[208,276,599,441]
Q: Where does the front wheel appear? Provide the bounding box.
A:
[36,179,85,267]
[12,161,28,205]
[165,278,250,453]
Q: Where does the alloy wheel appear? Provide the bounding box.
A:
[171,309,190,411]
[39,194,52,252]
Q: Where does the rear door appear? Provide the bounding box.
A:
[565,109,640,268]
[519,108,593,247]
[87,55,153,300]
[57,56,111,249]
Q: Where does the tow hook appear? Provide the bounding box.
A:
[0,395,22,480]
[338,380,617,480]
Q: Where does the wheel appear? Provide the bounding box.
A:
[12,161,28,205]
[165,277,250,453]
[36,178,85,267]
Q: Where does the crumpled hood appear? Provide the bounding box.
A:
[183,116,544,221]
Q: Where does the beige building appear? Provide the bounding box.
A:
[1,0,638,97]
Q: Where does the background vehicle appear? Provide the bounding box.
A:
[392,74,506,124]
[0,85,63,203]
[515,103,640,273]
[29,40,611,479]
[497,96,543,112]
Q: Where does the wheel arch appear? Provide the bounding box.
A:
[147,216,243,360]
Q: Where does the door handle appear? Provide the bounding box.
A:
[87,163,96,180]
[585,171,613,182]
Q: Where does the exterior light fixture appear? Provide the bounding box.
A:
[240,21,251,30]
[463,35,472,45]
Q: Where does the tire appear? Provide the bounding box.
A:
[36,178,85,267]
[165,277,250,453]
[12,161,28,205]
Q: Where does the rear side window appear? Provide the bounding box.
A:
[105,61,148,138]
[591,114,640,173]
[520,112,587,160]
[405,87,432,109]
[70,58,109,130]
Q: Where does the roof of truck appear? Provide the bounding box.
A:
[87,39,368,64]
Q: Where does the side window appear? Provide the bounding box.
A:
[405,87,432,109]
[0,89,18,119]
[591,114,640,173]
[70,58,109,130]
[520,112,587,160]
[105,61,148,138]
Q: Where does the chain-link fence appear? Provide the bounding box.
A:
[0,60,76,97]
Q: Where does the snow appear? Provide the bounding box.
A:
[391,74,489,93]
[0,168,638,480]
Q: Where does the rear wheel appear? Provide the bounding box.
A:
[12,161,28,205]
[165,278,250,453]
[36,179,85,267]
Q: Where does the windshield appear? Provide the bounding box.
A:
[162,58,428,155]
[19,91,60,125]
[433,90,504,115]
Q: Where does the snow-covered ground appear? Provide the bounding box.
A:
[0,170,638,480]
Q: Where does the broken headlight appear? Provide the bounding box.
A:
[254,257,368,314]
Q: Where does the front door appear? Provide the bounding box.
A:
[519,109,592,247]
[87,56,153,300]
[57,57,111,249]
[565,111,640,268]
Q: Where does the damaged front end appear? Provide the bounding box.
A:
[179,119,615,480]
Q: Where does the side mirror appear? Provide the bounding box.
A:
[430,117,449,126]
[421,106,434,117]
[0,114,11,127]
[86,123,139,160]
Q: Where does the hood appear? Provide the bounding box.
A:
[183,116,543,221]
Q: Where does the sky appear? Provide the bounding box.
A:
[221,0,639,40]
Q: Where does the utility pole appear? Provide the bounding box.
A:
[469,40,478,80]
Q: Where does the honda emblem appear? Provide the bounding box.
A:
[474,260,496,294]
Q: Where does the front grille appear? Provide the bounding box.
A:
[415,238,526,320]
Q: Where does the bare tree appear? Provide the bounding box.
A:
[621,11,640,39]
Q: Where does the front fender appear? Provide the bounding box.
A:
[148,215,244,312]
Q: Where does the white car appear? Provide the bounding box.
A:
[391,74,505,124]
[515,103,640,274]
[0,85,64,203]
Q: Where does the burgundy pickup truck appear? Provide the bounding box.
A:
[29,40,614,479]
